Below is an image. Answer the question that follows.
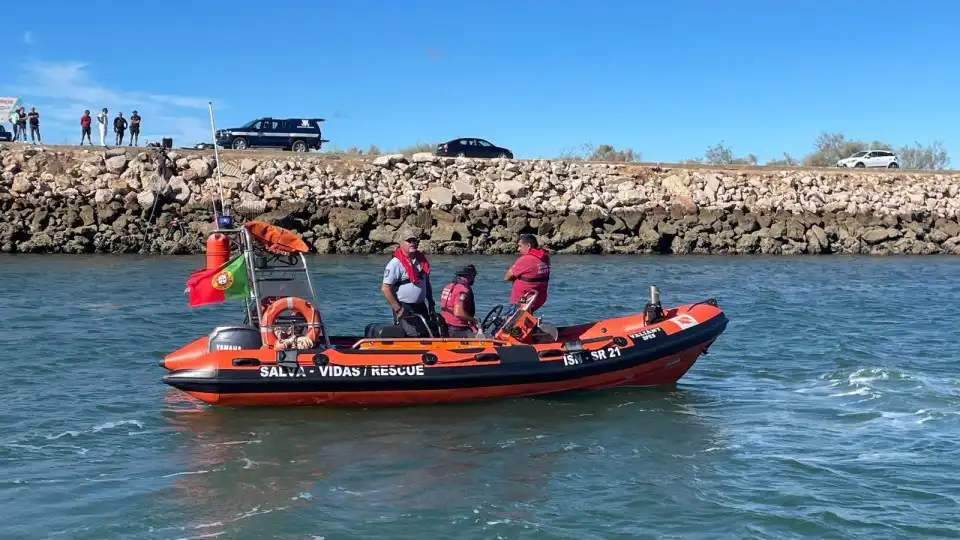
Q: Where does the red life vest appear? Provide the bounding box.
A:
[440,278,475,328]
[510,248,550,311]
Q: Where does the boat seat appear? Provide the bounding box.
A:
[363,323,408,339]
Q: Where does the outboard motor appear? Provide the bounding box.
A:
[207,325,263,352]
[643,285,664,325]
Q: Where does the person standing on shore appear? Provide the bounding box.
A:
[504,233,551,314]
[9,108,20,142]
[129,110,141,146]
[27,106,40,143]
[80,110,93,145]
[113,112,127,146]
[16,107,27,143]
[97,108,108,146]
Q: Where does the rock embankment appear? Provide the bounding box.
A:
[2,145,959,255]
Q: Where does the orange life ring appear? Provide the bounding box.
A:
[260,297,322,348]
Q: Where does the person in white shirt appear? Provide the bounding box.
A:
[97,108,108,146]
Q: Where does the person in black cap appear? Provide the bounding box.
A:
[439,264,480,338]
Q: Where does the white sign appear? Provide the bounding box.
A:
[0,97,21,119]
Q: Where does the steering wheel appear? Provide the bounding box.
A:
[480,291,540,337]
[480,304,504,335]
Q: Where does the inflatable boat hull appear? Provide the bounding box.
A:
[161,301,728,407]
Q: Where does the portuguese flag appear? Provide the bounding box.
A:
[185,254,251,307]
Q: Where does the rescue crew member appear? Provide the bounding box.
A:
[381,228,436,337]
[504,233,550,313]
[440,264,480,338]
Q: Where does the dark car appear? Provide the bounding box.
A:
[0,125,11,142]
[216,117,329,152]
[436,138,513,159]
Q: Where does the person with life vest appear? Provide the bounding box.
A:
[440,264,480,338]
[380,228,436,337]
[504,233,551,313]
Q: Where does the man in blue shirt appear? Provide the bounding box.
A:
[381,228,436,337]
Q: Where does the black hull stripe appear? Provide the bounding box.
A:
[164,314,728,394]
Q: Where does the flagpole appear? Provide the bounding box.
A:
[207,102,227,226]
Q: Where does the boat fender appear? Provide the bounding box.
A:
[421,353,438,366]
[312,353,329,367]
[206,232,231,270]
[472,353,500,362]
[612,336,628,347]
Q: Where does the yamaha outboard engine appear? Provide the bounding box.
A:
[207,325,263,352]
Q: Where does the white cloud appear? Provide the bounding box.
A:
[4,60,222,146]
[23,31,33,45]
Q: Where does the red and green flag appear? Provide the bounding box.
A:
[185,254,251,307]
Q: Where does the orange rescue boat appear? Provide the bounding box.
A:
[160,223,729,407]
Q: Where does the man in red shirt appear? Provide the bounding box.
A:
[504,234,551,313]
[80,110,92,145]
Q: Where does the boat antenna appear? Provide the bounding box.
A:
[207,101,230,229]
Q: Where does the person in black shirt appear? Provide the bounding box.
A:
[113,112,127,146]
[16,107,27,142]
[129,110,141,146]
[27,106,40,143]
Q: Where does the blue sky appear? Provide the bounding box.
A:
[2,0,956,164]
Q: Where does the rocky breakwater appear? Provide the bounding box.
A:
[2,144,960,255]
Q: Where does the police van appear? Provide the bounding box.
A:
[215,117,329,152]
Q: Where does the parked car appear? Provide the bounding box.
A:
[216,117,329,152]
[436,138,513,159]
[0,125,11,142]
[836,150,900,168]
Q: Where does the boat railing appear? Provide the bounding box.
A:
[207,225,330,349]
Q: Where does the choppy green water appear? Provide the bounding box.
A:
[1,254,959,539]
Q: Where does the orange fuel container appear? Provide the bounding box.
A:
[206,233,231,269]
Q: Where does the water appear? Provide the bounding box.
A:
[1,254,959,539]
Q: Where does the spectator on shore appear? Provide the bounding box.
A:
[113,112,127,146]
[97,108,108,146]
[129,110,141,146]
[80,110,93,145]
[8,108,19,142]
[27,106,40,143]
[15,107,27,143]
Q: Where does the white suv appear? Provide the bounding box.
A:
[836,150,900,169]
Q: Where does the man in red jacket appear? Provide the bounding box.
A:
[504,233,551,313]
[80,110,92,145]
